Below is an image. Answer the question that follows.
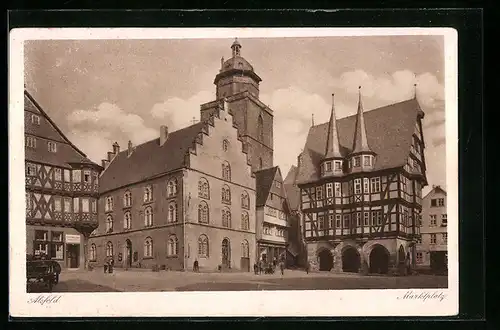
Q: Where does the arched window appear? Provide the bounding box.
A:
[258,114,264,141]
[144,206,153,227]
[144,237,153,257]
[144,186,153,202]
[241,240,250,258]
[222,161,231,181]
[198,177,210,199]
[106,215,113,233]
[124,211,131,229]
[222,185,231,204]
[167,179,177,197]
[198,201,209,224]
[222,207,231,228]
[241,191,250,209]
[168,202,178,223]
[167,235,178,256]
[123,191,132,207]
[198,235,209,258]
[106,241,113,257]
[90,243,96,261]
[222,139,229,152]
[241,211,249,230]
[105,196,114,212]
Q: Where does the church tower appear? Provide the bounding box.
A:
[200,38,274,172]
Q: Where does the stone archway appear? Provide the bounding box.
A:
[342,246,360,273]
[318,249,333,271]
[398,245,406,265]
[369,244,390,274]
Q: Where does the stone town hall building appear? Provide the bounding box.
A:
[290,90,428,274]
[88,39,290,271]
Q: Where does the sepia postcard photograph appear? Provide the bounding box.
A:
[9,27,458,317]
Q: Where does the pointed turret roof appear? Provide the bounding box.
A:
[351,86,374,155]
[324,93,343,159]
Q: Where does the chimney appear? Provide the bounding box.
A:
[101,159,109,168]
[107,151,114,162]
[160,125,169,146]
[127,140,133,157]
[112,142,120,154]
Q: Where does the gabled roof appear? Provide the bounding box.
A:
[99,122,205,193]
[255,166,279,207]
[284,165,300,211]
[296,98,422,184]
[423,185,447,199]
[24,90,100,169]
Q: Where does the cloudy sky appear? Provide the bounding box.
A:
[24,35,445,195]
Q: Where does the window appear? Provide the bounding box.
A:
[167,179,177,197]
[105,196,113,212]
[168,203,178,223]
[50,232,64,260]
[263,226,271,235]
[90,244,97,261]
[363,155,371,166]
[343,214,350,228]
[354,156,361,167]
[441,214,448,226]
[26,163,36,176]
[335,214,341,228]
[328,214,334,228]
[241,240,250,258]
[106,215,113,233]
[241,191,250,209]
[82,198,89,213]
[222,161,231,181]
[430,234,437,244]
[144,237,153,257]
[144,186,153,202]
[370,177,381,193]
[222,208,231,228]
[442,233,448,244]
[198,178,210,199]
[25,136,37,148]
[431,199,437,207]
[334,160,342,171]
[222,185,231,204]
[355,212,362,227]
[354,179,362,194]
[167,235,178,256]
[31,114,40,125]
[34,241,48,256]
[270,193,274,200]
[35,230,48,241]
[144,207,153,227]
[325,161,332,172]
[63,198,71,212]
[334,182,341,197]
[241,212,249,230]
[198,201,209,224]
[93,172,99,185]
[363,178,369,193]
[124,211,131,229]
[416,252,423,264]
[106,241,113,257]
[54,168,62,181]
[318,215,325,230]
[326,183,333,198]
[83,170,91,183]
[364,212,369,226]
[222,139,229,152]
[72,170,81,183]
[275,181,281,189]
[91,200,97,213]
[438,198,445,207]
[123,191,132,207]
[430,214,437,226]
[258,115,264,141]
[376,211,382,226]
[64,169,71,182]
[54,197,62,212]
[73,197,79,213]
[316,186,323,200]
[198,235,209,258]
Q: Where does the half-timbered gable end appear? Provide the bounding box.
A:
[295,94,427,274]
[25,89,102,269]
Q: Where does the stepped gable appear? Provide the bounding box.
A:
[254,166,279,207]
[296,98,422,184]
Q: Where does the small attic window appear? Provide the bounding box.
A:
[31,114,40,125]
[363,155,372,166]
[334,160,342,171]
[325,162,332,172]
[222,139,229,152]
[353,156,361,167]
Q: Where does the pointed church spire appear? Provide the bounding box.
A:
[325,93,342,159]
[351,86,373,154]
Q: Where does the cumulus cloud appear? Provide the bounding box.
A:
[66,102,158,163]
[151,91,213,129]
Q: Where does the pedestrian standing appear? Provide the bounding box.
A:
[405,252,411,276]
[306,262,310,274]
[279,261,285,276]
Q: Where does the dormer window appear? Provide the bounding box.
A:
[354,156,361,167]
[31,114,40,125]
[363,155,372,166]
[334,160,342,171]
[325,162,332,172]
[48,141,57,153]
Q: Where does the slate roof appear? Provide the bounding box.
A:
[254,166,279,207]
[99,122,205,193]
[24,90,99,169]
[284,166,300,211]
[296,98,423,184]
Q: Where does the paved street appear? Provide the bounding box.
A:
[43,269,448,292]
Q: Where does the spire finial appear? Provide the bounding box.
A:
[231,37,241,57]
[413,73,418,100]
[311,113,315,126]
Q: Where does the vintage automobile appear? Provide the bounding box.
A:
[26,254,62,291]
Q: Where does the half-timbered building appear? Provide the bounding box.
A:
[295,90,427,274]
[25,89,102,269]
[88,100,257,272]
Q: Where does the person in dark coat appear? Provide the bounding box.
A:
[193,259,199,272]
[306,262,310,274]
[279,261,285,276]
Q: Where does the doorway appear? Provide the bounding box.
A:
[125,239,132,268]
[342,247,360,273]
[369,245,389,274]
[67,244,80,268]
[222,238,231,269]
[318,249,333,271]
